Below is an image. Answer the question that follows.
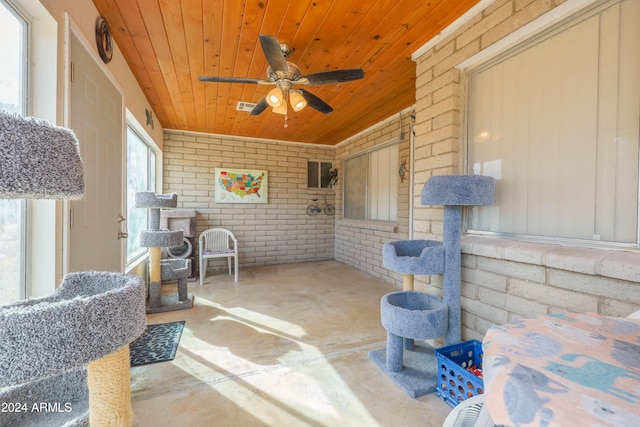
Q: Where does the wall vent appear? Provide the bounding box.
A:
[236,101,257,112]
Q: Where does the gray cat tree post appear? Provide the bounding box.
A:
[135,191,193,313]
[369,175,494,398]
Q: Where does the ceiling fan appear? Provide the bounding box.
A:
[198,35,364,127]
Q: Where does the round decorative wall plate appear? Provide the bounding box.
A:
[95,17,113,64]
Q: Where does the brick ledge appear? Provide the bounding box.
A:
[336,219,398,233]
[461,235,640,283]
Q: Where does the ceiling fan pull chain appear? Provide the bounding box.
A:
[284,92,289,127]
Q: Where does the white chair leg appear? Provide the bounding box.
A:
[227,257,232,276]
[200,258,205,286]
[234,255,238,282]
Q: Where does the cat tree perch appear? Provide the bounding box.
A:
[370,174,494,398]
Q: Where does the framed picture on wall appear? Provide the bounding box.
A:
[214,168,268,203]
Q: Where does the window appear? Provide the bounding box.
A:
[344,142,398,221]
[0,0,27,304]
[467,0,639,246]
[126,124,156,263]
[308,160,333,189]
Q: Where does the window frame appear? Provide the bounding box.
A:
[463,0,640,248]
[307,159,333,189]
[0,0,29,303]
[125,121,157,265]
[0,0,28,115]
[343,139,399,222]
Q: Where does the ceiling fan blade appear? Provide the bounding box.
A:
[198,76,271,85]
[259,35,288,74]
[250,97,269,116]
[299,89,333,114]
[299,69,364,86]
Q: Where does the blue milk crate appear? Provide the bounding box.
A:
[434,340,484,408]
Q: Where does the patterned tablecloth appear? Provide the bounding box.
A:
[482,312,640,427]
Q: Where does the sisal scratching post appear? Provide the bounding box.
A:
[403,273,414,291]
[148,246,162,307]
[87,345,133,426]
[149,247,162,283]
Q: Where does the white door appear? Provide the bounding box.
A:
[68,32,125,272]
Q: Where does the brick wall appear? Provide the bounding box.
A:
[163,130,336,273]
[412,0,640,339]
[334,111,413,287]
[460,237,640,341]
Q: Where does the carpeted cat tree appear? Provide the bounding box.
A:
[0,112,146,426]
[369,174,494,398]
[135,191,193,313]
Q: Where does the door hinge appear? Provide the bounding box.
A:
[70,61,75,83]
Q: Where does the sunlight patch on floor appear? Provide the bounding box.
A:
[173,312,382,426]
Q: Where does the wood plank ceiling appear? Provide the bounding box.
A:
[92,0,480,145]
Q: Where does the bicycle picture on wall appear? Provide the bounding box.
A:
[306,198,335,216]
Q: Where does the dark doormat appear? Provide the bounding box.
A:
[129,320,185,367]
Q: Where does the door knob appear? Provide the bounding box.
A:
[117,231,129,240]
[116,214,126,223]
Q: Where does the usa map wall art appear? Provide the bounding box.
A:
[214,168,268,203]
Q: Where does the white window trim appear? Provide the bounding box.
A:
[125,110,159,268]
[5,0,59,298]
[342,137,401,161]
[456,0,603,71]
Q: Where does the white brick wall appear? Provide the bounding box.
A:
[460,236,640,341]
[163,130,336,273]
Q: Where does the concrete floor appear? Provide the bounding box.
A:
[131,260,452,427]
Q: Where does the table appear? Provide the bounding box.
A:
[482,312,640,427]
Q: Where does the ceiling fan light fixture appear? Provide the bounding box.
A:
[266,87,284,107]
[272,102,287,115]
[198,35,364,123]
[289,91,307,112]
